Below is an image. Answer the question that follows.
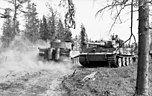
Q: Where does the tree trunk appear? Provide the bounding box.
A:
[136,0,150,96]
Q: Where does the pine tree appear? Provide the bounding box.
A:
[6,0,29,36]
[80,24,86,52]
[48,8,57,41]
[56,19,65,41]
[24,1,39,43]
[64,28,72,42]
[39,15,49,41]
[1,9,14,47]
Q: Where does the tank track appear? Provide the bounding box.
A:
[107,55,134,67]
[107,56,117,67]
[78,54,135,68]
[116,55,133,67]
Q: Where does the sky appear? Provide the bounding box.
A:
[73,0,138,41]
[0,0,139,41]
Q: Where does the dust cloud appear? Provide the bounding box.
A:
[0,36,74,76]
[0,37,77,95]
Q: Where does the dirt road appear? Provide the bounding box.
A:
[0,61,74,96]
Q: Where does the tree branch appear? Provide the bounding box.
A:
[96,3,131,33]
[115,6,122,23]
[95,0,137,48]
[108,5,125,33]
[117,0,137,49]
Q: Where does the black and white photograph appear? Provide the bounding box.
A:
[0,0,151,96]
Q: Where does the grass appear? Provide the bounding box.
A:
[62,62,152,96]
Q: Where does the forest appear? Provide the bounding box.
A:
[0,0,74,48]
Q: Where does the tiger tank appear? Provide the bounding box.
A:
[79,40,136,67]
[38,39,72,61]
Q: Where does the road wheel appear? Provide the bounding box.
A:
[126,57,129,66]
[122,57,126,66]
[129,57,133,65]
[117,58,122,67]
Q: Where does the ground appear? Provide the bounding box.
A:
[0,39,151,96]
[62,63,152,96]
[0,60,73,96]
[0,60,152,96]
[62,65,137,96]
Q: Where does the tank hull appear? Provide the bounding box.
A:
[79,53,116,67]
[79,53,135,67]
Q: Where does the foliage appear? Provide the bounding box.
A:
[59,0,76,29]
[6,0,29,35]
[1,14,13,47]
[1,0,29,47]
[47,7,57,41]
[39,5,73,42]
[65,0,76,29]
[1,9,20,47]
[56,19,65,41]
[24,1,39,43]
[80,24,87,52]
[39,15,49,41]
[80,24,86,44]
[64,28,72,42]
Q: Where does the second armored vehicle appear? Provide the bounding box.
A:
[38,39,72,61]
